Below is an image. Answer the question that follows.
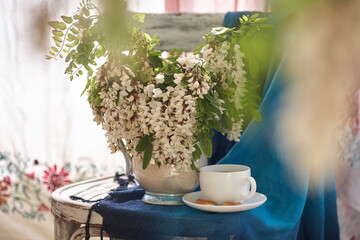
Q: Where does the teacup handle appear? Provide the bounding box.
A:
[241,177,257,200]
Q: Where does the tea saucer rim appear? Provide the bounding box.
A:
[182,191,267,213]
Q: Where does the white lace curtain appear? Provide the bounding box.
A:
[0,0,123,168]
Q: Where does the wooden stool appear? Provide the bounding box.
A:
[51,176,118,240]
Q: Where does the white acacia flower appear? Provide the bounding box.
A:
[174,73,184,79]
[120,90,128,97]
[173,78,181,85]
[144,84,155,97]
[187,77,194,83]
[153,88,163,98]
[155,73,165,84]
[120,75,130,81]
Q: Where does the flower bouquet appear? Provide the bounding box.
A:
[47,0,272,204]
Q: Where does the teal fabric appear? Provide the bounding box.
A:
[212,12,340,239]
[92,12,339,240]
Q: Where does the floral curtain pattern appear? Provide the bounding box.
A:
[0,151,111,221]
[341,90,360,166]
[337,89,360,240]
[0,0,122,239]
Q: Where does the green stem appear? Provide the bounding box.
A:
[118,139,132,174]
[86,3,101,14]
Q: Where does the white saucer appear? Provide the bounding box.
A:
[182,191,267,213]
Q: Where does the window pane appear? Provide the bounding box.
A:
[127,0,165,13]
[165,0,268,13]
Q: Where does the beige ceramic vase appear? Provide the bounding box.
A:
[132,156,200,205]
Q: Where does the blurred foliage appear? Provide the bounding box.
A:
[236,14,275,129]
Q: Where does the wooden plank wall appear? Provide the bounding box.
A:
[142,14,224,52]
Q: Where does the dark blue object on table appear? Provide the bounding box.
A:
[93,12,339,240]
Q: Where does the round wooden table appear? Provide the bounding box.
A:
[51,176,118,240]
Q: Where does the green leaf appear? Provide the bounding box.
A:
[170,48,177,56]
[94,97,102,106]
[190,161,200,173]
[203,99,222,117]
[150,50,161,56]
[61,16,73,24]
[179,82,188,87]
[94,47,105,58]
[246,26,258,38]
[70,28,78,34]
[52,30,64,37]
[242,15,249,22]
[199,137,212,158]
[249,13,260,21]
[144,33,152,42]
[67,33,77,41]
[226,71,234,84]
[148,55,163,68]
[221,114,233,130]
[254,17,268,23]
[133,13,146,24]
[65,40,79,48]
[211,119,225,133]
[54,41,61,47]
[223,89,235,97]
[48,21,67,30]
[52,36,62,43]
[258,23,274,29]
[135,135,152,152]
[85,65,93,77]
[82,7,90,17]
[252,109,262,122]
[249,58,259,78]
[142,145,153,170]
[51,46,58,52]
[192,144,202,161]
[65,53,72,63]
[76,17,92,29]
[80,77,92,96]
[204,94,220,106]
[223,99,241,122]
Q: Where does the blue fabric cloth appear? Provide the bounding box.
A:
[209,11,272,165]
[93,12,339,240]
[212,12,339,240]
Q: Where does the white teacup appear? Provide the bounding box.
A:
[199,164,257,205]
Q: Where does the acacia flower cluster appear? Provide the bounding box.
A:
[90,55,211,168]
[201,35,247,141]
